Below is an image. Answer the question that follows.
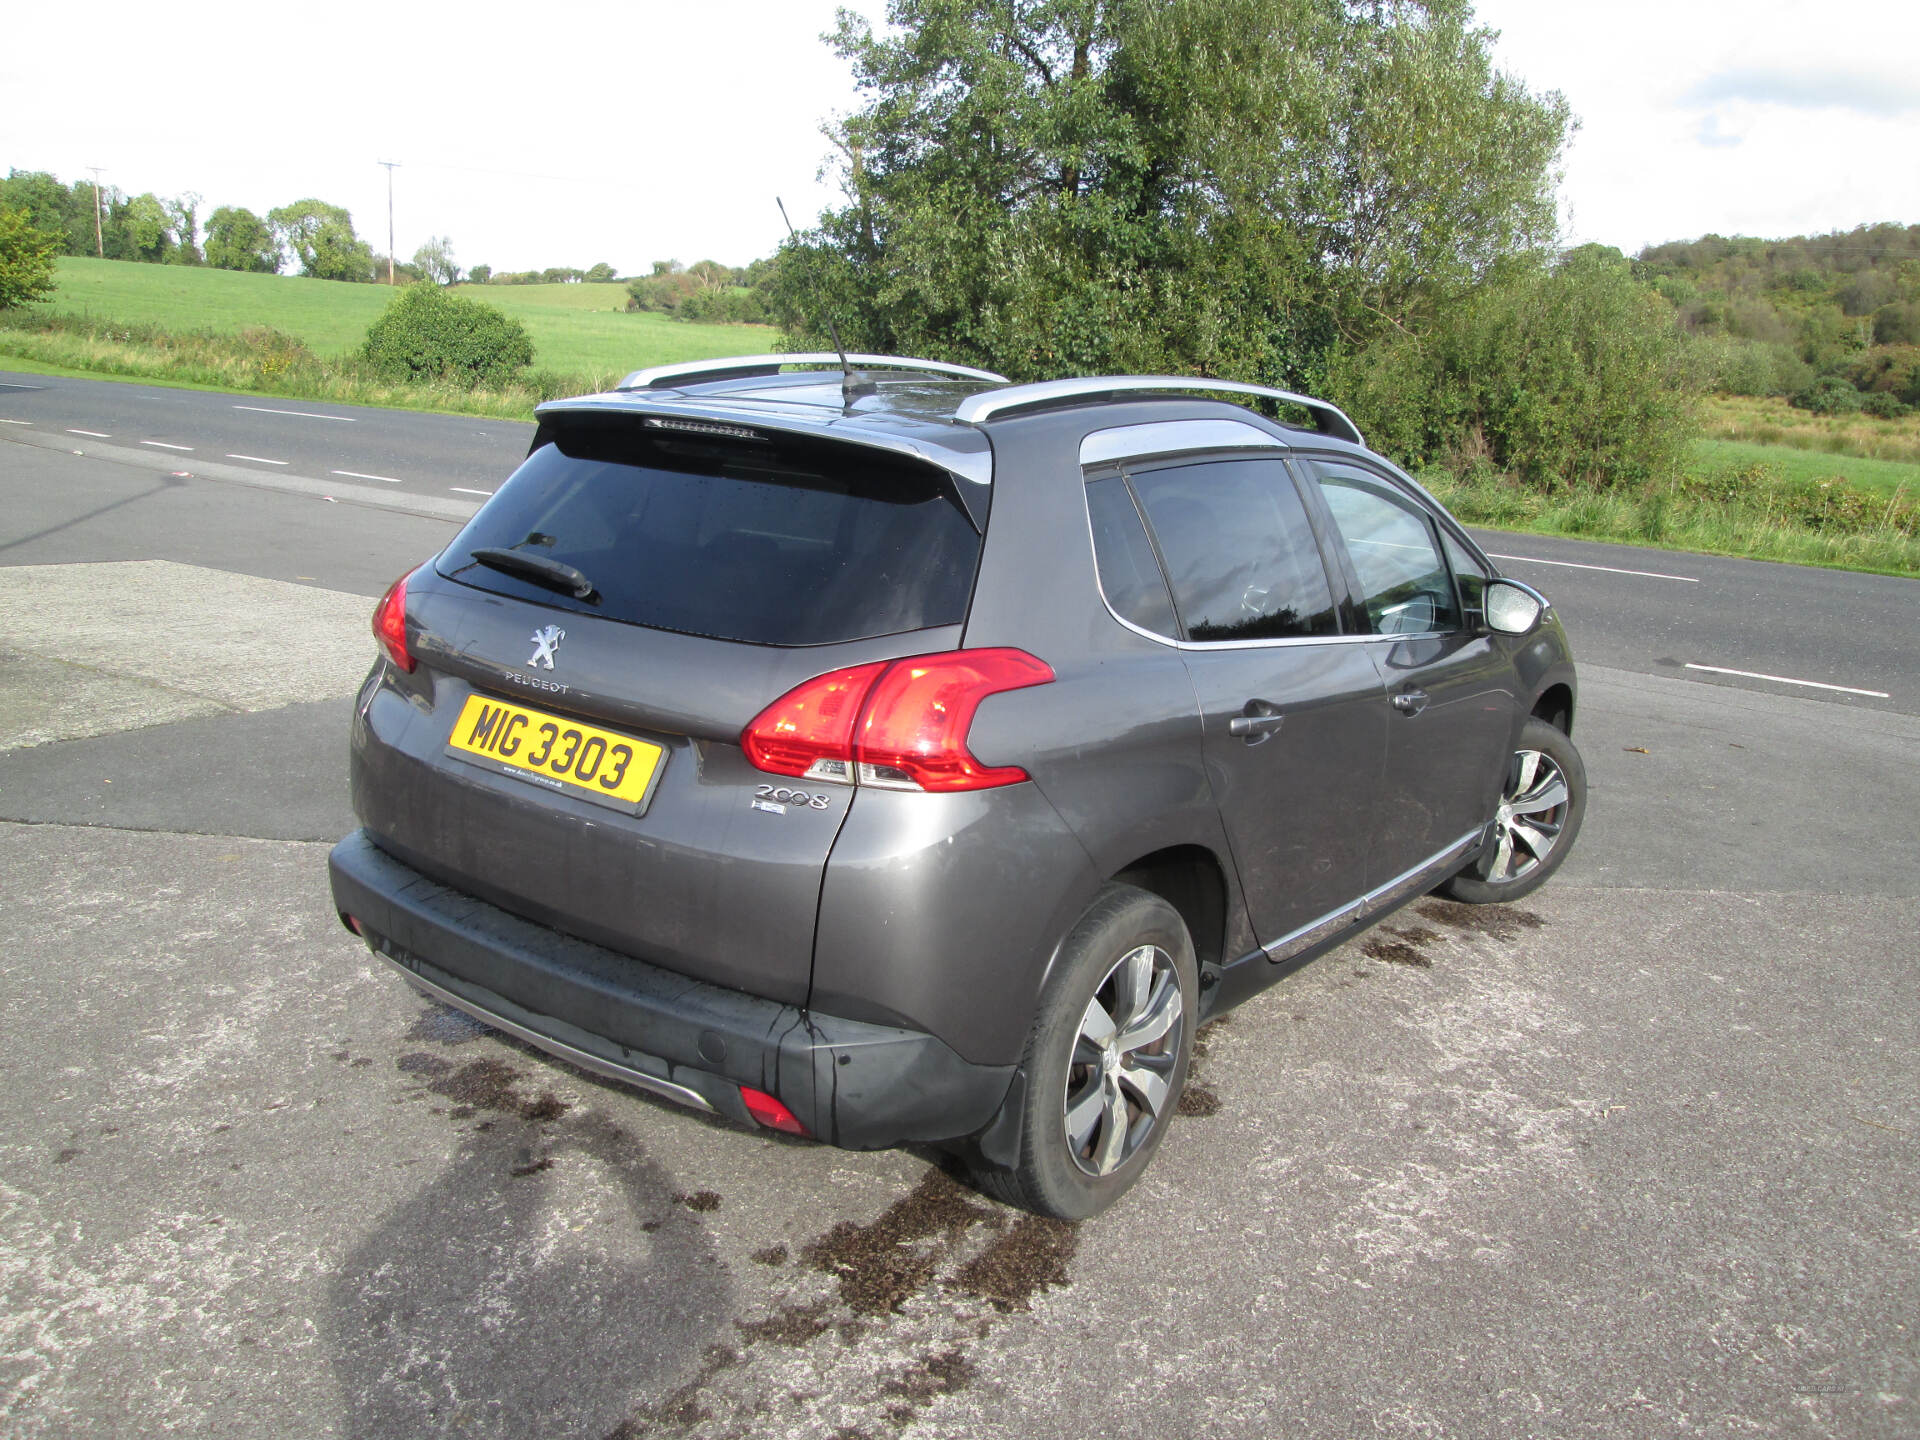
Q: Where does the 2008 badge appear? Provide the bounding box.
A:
[754,784,832,811]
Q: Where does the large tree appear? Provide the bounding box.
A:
[773,0,1571,387]
[0,206,59,308]
[205,205,282,273]
[268,199,375,282]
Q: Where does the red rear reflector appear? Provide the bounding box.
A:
[373,567,418,673]
[342,913,363,936]
[740,1085,809,1136]
[740,649,1054,793]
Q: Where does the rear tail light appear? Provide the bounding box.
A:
[742,648,1054,793]
[739,661,886,784]
[373,567,418,673]
[740,1085,810,1136]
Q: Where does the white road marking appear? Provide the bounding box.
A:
[450,487,494,496]
[332,469,403,484]
[1684,663,1889,699]
[226,453,289,466]
[140,440,194,451]
[233,405,354,422]
[0,417,33,425]
[66,428,111,438]
[1486,552,1699,583]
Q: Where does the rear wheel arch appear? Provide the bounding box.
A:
[1111,845,1230,976]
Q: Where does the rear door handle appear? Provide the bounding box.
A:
[1391,688,1430,716]
[1228,700,1285,742]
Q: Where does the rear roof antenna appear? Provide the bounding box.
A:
[777,197,875,407]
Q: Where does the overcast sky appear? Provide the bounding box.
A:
[4,1,1916,275]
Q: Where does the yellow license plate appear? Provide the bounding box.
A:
[445,695,665,813]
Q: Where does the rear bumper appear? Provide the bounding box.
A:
[327,829,1016,1150]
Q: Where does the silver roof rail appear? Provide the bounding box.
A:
[953,376,1366,447]
[617,353,1009,391]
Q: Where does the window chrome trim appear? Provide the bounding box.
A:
[1261,828,1482,964]
[1079,473,1455,651]
[1078,419,1285,468]
[618,353,1008,391]
[959,375,1365,447]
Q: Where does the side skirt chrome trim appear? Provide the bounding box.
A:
[1262,828,1482,964]
[371,949,719,1114]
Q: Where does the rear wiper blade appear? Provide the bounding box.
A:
[468,546,598,601]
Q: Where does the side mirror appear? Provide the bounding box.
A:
[1483,579,1547,636]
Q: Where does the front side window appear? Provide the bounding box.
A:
[1310,465,1461,636]
[1128,458,1339,642]
[1441,529,1490,619]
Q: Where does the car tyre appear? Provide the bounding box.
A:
[1439,717,1586,905]
[976,883,1197,1220]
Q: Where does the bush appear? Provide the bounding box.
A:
[361,284,534,388]
[1334,248,1700,490]
[0,205,58,309]
[1849,345,1920,406]
[1790,374,1865,415]
[1860,391,1911,419]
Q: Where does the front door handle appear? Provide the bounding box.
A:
[1391,688,1430,716]
[1228,700,1285,742]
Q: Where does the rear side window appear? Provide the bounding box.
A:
[1085,476,1178,636]
[1128,458,1339,642]
[440,419,982,646]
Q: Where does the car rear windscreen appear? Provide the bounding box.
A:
[439,417,983,646]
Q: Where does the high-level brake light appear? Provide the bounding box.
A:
[742,649,1055,793]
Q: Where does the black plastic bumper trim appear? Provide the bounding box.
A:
[328,829,1015,1149]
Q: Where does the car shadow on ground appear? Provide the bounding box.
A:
[323,1043,735,1439]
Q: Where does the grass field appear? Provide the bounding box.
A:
[33,256,775,377]
[1692,437,1919,496]
[1703,394,1920,466]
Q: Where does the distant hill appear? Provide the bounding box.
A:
[1635,223,1920,412]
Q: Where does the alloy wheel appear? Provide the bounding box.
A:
[1064,944,1184,1177]
[1479,748,1570,884]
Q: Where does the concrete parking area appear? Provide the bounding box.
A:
[1,402,1915,1438]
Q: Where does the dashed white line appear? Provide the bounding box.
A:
[226,453,289,466]
[332,468,403,484]
[0,417,33,425]
[233,405,354,422]
[140,440,194,451]
[67,428,111,438]
[1684,663,1889,699]
[450,486,494,497]
[1486,552,1699,583]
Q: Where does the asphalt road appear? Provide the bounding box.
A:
[4,367,1912,715]
[1,374,1916,1439]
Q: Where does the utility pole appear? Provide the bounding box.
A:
[85,166,105,257]
[377,160,400,284]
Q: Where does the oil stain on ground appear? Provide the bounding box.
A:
[803,1169,997,1315]
[1415,898,1545,942]
[395,1052,570,1123]
[945,1215,1077,1312]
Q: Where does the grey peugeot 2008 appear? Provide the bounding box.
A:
[328,354,1585,1219]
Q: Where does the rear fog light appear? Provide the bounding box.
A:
[740,1086,810,1136]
